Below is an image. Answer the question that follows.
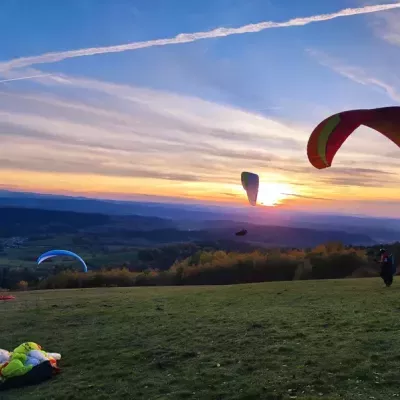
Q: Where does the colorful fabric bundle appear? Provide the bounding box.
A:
[0,342,61,391]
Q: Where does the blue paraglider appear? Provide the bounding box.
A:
[37,250,88,273]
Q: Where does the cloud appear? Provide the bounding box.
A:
[0,74,53,84]
[0,155,202,182]
[371,8,400,45]
[307,49,400,103]
[283,193,333,201]
[223,191,332,202]
[324,167,396,176]
[0,75,312,187]
[318,167,400,188]
[386,150,400,159]
[323,177,393,187]
[207,127,302,149]
[0,3,399,74]
[1,71,399,203]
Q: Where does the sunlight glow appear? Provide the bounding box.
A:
[258,182,293,206]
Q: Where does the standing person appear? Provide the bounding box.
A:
[378,248,393,287]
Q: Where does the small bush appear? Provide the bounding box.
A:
[16,280,28,291]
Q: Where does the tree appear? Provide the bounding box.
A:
[16,280,28,291]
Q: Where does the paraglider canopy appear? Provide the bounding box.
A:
[37,250,88,273]
[307,107,400,169]
[235,229,248,236]
[0,295,15,301]
[241,171,259,206]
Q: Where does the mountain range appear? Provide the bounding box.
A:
[1,189,398,247]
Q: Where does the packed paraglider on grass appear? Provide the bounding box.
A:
[0,342,61,392]
[0,294,15,301]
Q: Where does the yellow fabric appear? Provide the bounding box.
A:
[13,342,41,355]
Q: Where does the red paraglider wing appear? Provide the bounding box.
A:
[307,107,400,169]
[364,107,400,147]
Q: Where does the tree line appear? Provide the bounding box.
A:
[2,241,398,291]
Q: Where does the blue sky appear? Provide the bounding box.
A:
[1,0,400,217]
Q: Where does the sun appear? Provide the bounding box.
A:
[257,182,292,206]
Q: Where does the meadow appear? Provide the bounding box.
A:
[2,278,400,400]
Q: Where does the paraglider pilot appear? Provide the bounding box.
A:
[378,248,394,287]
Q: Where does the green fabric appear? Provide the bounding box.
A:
[0,342,41,381]
[1,359,33,379]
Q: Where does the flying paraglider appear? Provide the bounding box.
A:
[307,106,400,169]
[235,229,248,236]
[37,250,88,273]
[241,171,259,206]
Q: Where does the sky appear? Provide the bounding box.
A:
[1,0,400,217]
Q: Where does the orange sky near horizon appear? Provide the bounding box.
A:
[2,166,400,215]
[2,73,400,217]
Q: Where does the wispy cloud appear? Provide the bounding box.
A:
[307,49,400,103]
[0,3,399,73]
[323,177,395,188]
[325,167,396,177]
[317,167,400,188]
[223,191,332,201]
[371,8,400,45]
[0,74,52,84]
[1,72,399,203]
[0,75,310,189]
[283,193,333,201]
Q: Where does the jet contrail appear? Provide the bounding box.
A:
[282,193,333,201]
[0,73,52,83]
[0,2,399,73]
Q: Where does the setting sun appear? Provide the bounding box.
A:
[257,182,293,206]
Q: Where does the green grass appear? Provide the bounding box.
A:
[3,278,400,400]
[0,235,139,270]
[0,235,76,269]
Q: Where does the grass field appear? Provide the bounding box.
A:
[2,278,400,400]
[0,235,140,270]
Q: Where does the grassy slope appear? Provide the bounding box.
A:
[2,279,400,400]
[0,236,77,269]
[0,236,139,270]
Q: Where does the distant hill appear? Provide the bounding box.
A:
[205,224,375,247]
[0,190,221,219]
[0,207,175,238]
[1,190,399,243]
[0,207,110,237]
[0,206,375,247]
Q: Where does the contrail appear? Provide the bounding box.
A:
[0,2,399,73]
[0,73,52,83]
[282,193,333,201]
